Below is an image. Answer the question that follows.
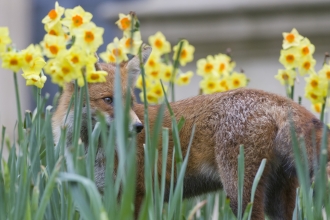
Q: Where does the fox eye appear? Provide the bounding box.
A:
[103,97,113,105]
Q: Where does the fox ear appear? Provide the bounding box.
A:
[126,44,152,88]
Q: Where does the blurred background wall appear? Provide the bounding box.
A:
[1,0,330,156]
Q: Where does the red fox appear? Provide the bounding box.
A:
[52,46,330,220]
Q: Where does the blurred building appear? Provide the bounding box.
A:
[1,0,330,154]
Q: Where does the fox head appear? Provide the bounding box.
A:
[52,45,152,145]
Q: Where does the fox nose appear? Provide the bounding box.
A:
[134,122,144,133]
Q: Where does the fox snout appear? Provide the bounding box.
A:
[134,122,144,133]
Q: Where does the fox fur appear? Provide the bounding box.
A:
[52,47,330,220]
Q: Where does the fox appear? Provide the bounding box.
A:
[52,46,330,220]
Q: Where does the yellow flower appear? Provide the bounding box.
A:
[149,82,165,98]
[299,38,315,57]
[135,75,151,90]
[175,71,193,85]
[62,6,93,31]
[160,64,174,82]
[0,27,12,53]
[214,54,235,76]
[41,34,66,58]
[1,51,23,72]
[298,55,316,76]
[305,73,327,96]
[200,76,220,94]
[148,32,171,55]
[49,56,80,84]
[305,88,325,104]
[197,55,217,77]
[279,47,300,69]
[75,22,104,53]
[100,37,127,63]
[86,63,108,83]
[24,74,47,88]
[282,28,303,49]
[45,21,68,38]
[120,31,142,55]
[311,103,322,114]
[318,64,330,80]
[229,72,247,89]
[43,58,57,76]
[65,46,88,68]
[42,2,65,29]
[145,51,161,70]
[22,57,46,77]
[173,40,195,66]
[218,77,230,92]
[116,13,133,33]
[274,69,296,86]
[20,44,42,67]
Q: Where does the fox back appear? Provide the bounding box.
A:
[52,48,330,220]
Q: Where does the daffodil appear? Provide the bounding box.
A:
[86,63,108,83]
[75,22,104,53]
[305,88,325,104]
[200,76,220,94]
[116,13,133,33]
[311,103,322,113]
[298,55,316,76]
[298,38,315,57]
[279,47,300,69]
[218,77,230,91]
[135,75,151,90]
[1,51,23,72]
[282,28,303,49]
[305,73,327,96]
[139,90,160,104]
[42,2,65,29]
[274,69,296,86]
[173,40,195,66]
[149,82,165,98]
[319,64,330,80]
[120,31,142,55]
[175,71,194,85]
[62,6,93,31]
[24,74,47,88]
[22,57,46,77]
[65,45,88,68]
[148,32,171,55]
[197,55,217,77]
[214,54,235,76]
[41,34,67,58]
[45,21,68,38]
[229,72,247,89]
[145,51,161,70]
[50,56,80,84]
[160,64,174,82]
[100,37,127,63]
[0,27,12,53]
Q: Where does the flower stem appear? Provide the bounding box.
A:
[13,72,24,144]
[290,85,295,100]
[320,101,326,123]
[36,87,41,145]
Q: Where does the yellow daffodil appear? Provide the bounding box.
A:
[21,44,43,68]
[50,56,80,83]
[305,73,327,96]
[305,88,325,104]
[149,82,165,98]
[42,2,65,29]
[197,55,217,77]
[279,47,300,69]
[22,57,46,77]
[120,31,142,55]
[218,77,230,92]
[148,32,171,55]
[173,40,195,66]
[140,91,159,104]
[45,21,68,38]
[43,58,57,76]
[299,38,315,57]
[135,75,151,90]
[318,64,330,80]
[311,103,322,113]
[200,76,220,94]
[160,64,174,82]
[146,65,162,81]
[298,55,316,76]
[145,51,161,70]
[175,71,193,85]
[0,27,12,53]
[229,72,247,89]
[75,22,104,53]
[41,35,67,58]
[282,28,303,49]
[24,74,47,88]
[274,69,296,86]
[1,51,23,72]
[214,54,235,76]
[62,6,93,31]
[65,46,88,68]
[86,64,108,83]
[116,13,133,33]
[100,37,127,63]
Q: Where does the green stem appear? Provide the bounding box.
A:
[320,99,326,123]
[36,87,41,146]
[13,72,24,144]
[170,40,184,102]
[290,85,295,100]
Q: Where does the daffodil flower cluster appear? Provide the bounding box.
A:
[0,27,47,88]
[197,53,247,94]
[41,2,107,87]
